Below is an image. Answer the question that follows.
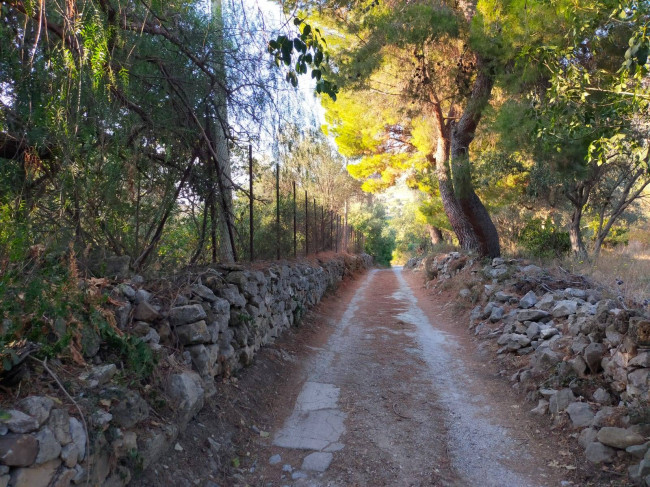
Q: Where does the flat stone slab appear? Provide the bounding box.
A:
[302,452,333,472]
[273,382,346,451]
[273,409,346,451]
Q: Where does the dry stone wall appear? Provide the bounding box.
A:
[0,253,372,487]
[413,252,650,486]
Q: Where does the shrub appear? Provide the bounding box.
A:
[518,218,571,258]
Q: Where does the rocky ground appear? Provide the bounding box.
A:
[410,252,650,486]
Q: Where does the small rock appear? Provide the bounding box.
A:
[168,305,207,327]
[552,300,578,318]
[68,418,86,462]
[0,434,38,467]
[566,402,594,428]
[166,372,205,423]
[282,464,293,473]
[569,356,588,376]
[627,442,650,459]
[291,471,308,480]
[2,410,39,434]
[592,388,611,405]
[269,454,282,465]
[110,390,149,428]
[48,409,72,445]
[629,352,650,368]
[10,458,61,487]
[34,427,61,464]
[578,428,598,449]
[175,320,211,345]
[549,389,575,414]
[531,399,549,415]
[489,306,504,322]
[16,397,53,427]
[539,327,559,340]
[516,309,551,322]
[592,407,621,428]
[60,443,79,468]
[458,288,471,299]
[519,291,538,309]
[301,452,333,472]
[134,301,160,322]
[494,291,512,303]
[79,364,117,388]
[526,322,540,339]
[585,442,616,464]
[174,443,183,452]
[597,427,646,449]
[583,343,605,374]
[90,410,112,430]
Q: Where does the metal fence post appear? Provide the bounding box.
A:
[293,181,297,258]
[305,190,309,256]
[249,145,254,261]
[276,163,280,260]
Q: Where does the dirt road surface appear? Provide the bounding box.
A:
[135,267,583,487]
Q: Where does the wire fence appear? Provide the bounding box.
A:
[231,146,365,262]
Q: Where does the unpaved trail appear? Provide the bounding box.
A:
[134,267,577,487]
[234,267,569,486]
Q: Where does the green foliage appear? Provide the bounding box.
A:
[518,218,571,258]
[349,202,395,265]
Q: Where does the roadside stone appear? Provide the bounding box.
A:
[630,352,650,368]
[566,402,594,428]
[48,409,72,445]
[520,264,542,275]
[110,391,149,428]
[167,371,205,423]
[516,309,551,322]
[0,434,38,467]
[192,284,218,303]
[592,388,612,405]
[458,288,471,299]
[627,368,650,397]
[301,452,333,472]
[175,320,211,345]
[578,428,598,449]
[11,458,61,487]
[494,291,512,303]
[530,399,549,415]
[68,418,86,462]
[2,410,38,434]
[52,467,76,487]
[569,356,588,377]
[90,410,113,430]
[168,304,207,327]
[61,443,79,468]
[519,291,538,309]
[79,364,117,388]
[17,397,53,427]
[585,442,616,464]
[269,454,281,465]
[627,442,650,459]
[134,301,160,322]
[597,427,646,449]
[549,388,575,414]
[592,407,621,428]
[489,306,504,322]
[526,322,540,339]
[552,300,578,318]
[536,293,556,310]
[583,343,605,374]
[34,427,61,464]
[539,326,559,340]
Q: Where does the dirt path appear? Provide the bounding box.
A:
[134,267,577,487]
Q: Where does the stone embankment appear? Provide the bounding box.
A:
[409,252,650,486]
[0,253,372,487]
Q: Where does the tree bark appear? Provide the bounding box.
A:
[569,205,587,260]
[427,224,444,245]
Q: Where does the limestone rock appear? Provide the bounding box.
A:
[578,428,598,449]
[192,284,218,303]
[110,391,149,428]
[68,418,86,462]
[630,352,650,368]
[0,434,38,467]
[48,409,72,445]
[11,458,61,487]
[489,306,504,322]
[552,300,578,318]
[79,364,117,388]
[167,371,205,423]
[592,388,612,405]
[566,402,594,428]
[134,301,160,322]
[2,410,38,434]
[34,427,61,464]
[175,320,211,345]
[519,291,538,309]
[61,443,79,468]
[585,442,616,464]
[17,397,53,427]
[516,309,550,322]
[168,305,207,327]
[583,343,605,374]
[597,427,646,449]
[549,388,575,414]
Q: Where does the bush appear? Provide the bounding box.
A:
[518,218,571,258]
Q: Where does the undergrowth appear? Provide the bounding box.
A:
[0,249,155,382]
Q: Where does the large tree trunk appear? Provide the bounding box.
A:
[427,224,444,245]
[427,61,500,258]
